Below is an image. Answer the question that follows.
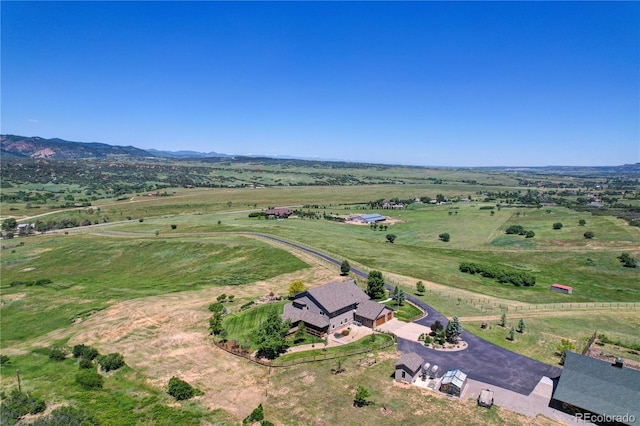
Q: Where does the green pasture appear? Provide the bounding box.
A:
[462,310,640,365]
[80,201,640,304]
[0,234,308,346]
[0,351,236,425]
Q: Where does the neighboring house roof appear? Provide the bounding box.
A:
[396,352,424,375]
[441,369,467,388]
[359,213,385,222]
[282,303,329,329]
[552,351,640,421]
[305,280,368,314]
[356,299,389,321]
[551,284,573,291]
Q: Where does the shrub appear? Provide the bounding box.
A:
[424,336,432,345]
[584,231,595,239]
[505,225,525,235]
[98,352,125,372]
[0,354,9,364]
[243,404,264,424]
[75,370,103,389]
[552,222,563,230]
[208,302,225,313]
[48,347,68,361]
[30,406,99,426]
[0,388,46,423]
[167,376,196,401]
[525,230,535,238]
[438,233,450,242]
[171,224,177,229]
[78,358,94,369]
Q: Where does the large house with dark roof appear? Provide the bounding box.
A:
[282,280,393,337]
[551,351,640,425]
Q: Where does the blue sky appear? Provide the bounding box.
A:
[2,1,638,167]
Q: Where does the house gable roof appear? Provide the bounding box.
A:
[282,303,329,329]
[304,280,368,314]
[396,352,424,375]
[356,299,389,321]
[552,351,640,420]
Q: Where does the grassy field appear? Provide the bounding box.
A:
[0,233,308,346]
[2,169,639,424]
[276,333,394,363]
[460,310,640,366]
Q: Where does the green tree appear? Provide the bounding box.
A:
[416,281,425,295]
[288,280,306,298]
[517,318,526,333]
[340,259,351,276]
[557,339,576,364]
[217,293,227,303]
[75,370,104,390]
[525,230,535,238]
[354,385,370,407]
[507,327,515,341]
[385,234,397,243]
[2,218,17,231]
[209,310,225,336]
[445,316,463,344]
[391,286,405,307]
[499,312,507,327]
[584,231,595,239]
[254,310,291,359]
[438,233,450,242]
[579,219,586,226]
[294,322,307,343]
[167,376,196,400]
[48,347,68,361]
[552,222,563,230]
[365,271,386,300]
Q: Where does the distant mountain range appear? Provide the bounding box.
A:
[1,135,638,174]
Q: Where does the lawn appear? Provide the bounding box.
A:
[221,301,287,348]
[385,301,424,322]
[276,333,394,363]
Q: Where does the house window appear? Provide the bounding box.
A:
[402,371,406,378]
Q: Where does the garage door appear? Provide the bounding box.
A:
[375,316,386,326]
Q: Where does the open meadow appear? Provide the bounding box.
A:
[1,163,639,424]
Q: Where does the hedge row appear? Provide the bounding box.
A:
[459,262,536,287]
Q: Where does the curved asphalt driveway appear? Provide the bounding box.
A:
[258,234,562,395]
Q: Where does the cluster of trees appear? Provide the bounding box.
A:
[0,388,46,424]
[505,225,535,238]
[618,253,638,268]
[322,213,345,222]
[243,403,274,425]
[208,302,227,339]
[370,223,389,231]
[459,262,536,287]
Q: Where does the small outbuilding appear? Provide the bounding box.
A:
[439,369,467,397]
[395,352,423,384]
[353,213,386,224]
[550,284,573,294]
[265,208,293,218]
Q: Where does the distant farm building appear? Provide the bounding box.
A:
[551,351,640,424]
[439,369,467,397]
[265,208,293,219]
[352,213,386,224]
[550,284,573,295]
[395,352,423,384]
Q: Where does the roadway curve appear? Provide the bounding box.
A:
[258,234,562,395]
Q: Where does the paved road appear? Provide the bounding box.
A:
[258,234,562,395]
